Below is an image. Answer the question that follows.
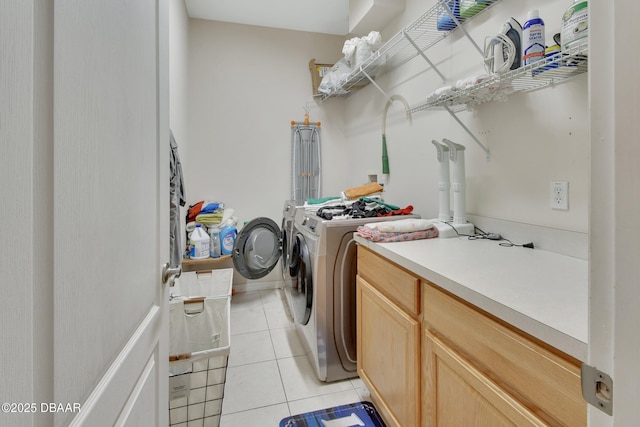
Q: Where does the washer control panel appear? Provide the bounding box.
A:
[301,216,318,233]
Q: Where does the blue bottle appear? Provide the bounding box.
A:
[219,225,237,256]
[437,0,461,31]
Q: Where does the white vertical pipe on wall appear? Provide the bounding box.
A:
[443,139,467,225]
[432,141,451,222]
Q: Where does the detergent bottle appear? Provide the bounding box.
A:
[561,0,588,51]
[460,0,494,19]
[189,224,210,260]
[220,224,237,256]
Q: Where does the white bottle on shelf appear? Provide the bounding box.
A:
[189,224,210,260]
[522,9,545,66]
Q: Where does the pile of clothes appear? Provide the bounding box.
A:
[315,199,413,220]
[305,182,413,220]
[187,201,225,226]
[185,200,236,242]
[318,31,382,95]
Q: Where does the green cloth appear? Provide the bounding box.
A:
[306,196,341,205]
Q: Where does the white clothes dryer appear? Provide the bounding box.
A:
[290,209,420,382]
[232,211,418,383]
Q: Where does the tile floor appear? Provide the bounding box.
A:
[220,288,370,426]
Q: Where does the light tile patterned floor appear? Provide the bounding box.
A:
[220,289,370,427]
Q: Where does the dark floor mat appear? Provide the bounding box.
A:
[279,401,386,427]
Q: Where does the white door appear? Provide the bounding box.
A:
[589,1,640,426]
[52,0,170,426]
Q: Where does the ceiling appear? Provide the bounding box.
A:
[185,0,350,36]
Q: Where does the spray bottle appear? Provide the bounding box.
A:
[522,10,545,66]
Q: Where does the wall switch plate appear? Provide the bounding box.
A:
[551,181,569,210]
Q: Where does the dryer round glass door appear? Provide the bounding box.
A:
[291,233,312,325]
[280,217,289,273]
[232,217,282,280]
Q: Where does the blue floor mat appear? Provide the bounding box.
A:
[279,401,386,427]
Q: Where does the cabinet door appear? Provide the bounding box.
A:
[422,330,546,427]
[357,276,420,427]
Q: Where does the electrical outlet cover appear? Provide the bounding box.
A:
[551,181,569,210]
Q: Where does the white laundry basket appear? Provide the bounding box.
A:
[169,268,233,427]
[172,268,233,299]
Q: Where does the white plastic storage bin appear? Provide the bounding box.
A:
[169,296,231,427]
[172,268,233,300]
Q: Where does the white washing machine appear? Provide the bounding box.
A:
[280,200,304,317]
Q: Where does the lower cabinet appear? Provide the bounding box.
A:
[423,331,546,426]
[356,245,587,427]
[422,283,586,427]
[357,247,421,427]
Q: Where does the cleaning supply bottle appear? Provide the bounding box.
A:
[561,0,588,51]
[219,224,237,256]
[522,10,545,66]
[437,0,461,31]
[209,225,221,258]
[189,224,210,260]
[460,0,494,19]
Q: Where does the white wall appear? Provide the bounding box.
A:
[170,0,191,145]
[170,0,191,259]
[183,0,589,261]
[186,20,347,226]
[342,0,589,244]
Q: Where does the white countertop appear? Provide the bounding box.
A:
[354,235,588,361]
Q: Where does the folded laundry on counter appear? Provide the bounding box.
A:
[356,224,439,242]
[363,218,433,233]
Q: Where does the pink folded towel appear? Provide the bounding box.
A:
[356,225,439,242]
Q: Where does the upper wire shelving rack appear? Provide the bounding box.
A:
[319,0,503,102]
[410,42,589,114]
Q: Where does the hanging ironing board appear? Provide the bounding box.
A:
[290,116,321,201]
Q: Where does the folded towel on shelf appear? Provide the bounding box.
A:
[455,74,492,90]
[363,218,433,233]
[196,210,224,225]
[344,182,383,199]
[356,224,439,242]
[426,85,456,103]
[200,201,223,214]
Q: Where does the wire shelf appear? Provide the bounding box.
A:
[319,0,503,101]
[409,42,588,114]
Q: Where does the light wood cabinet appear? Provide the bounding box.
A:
[357,247,421,427]
[356,245,586,427]
[422,283,586,427]
[423,331,546,426]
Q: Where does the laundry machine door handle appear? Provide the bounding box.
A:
[339,238,358,364]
